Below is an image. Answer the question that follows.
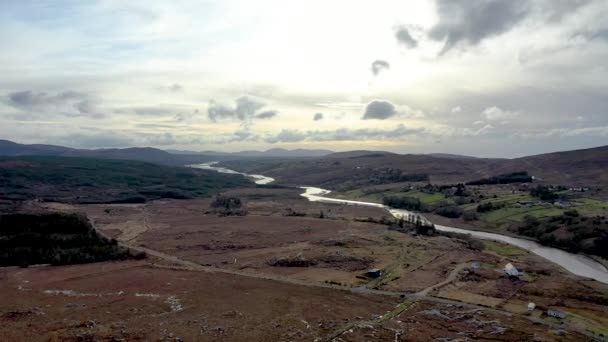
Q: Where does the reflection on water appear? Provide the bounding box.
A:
[190,162,275,185]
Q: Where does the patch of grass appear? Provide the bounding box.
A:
[484,241,528,257]
[402,191,446,205]
[574,198,608,216]
[481,206,563,224]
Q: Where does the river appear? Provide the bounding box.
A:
[191,162,608,284]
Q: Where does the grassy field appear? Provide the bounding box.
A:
[480,206,564,224]
[334,189,447,205]
[483,241,528,257]
[0,156,252,204]
[574,198,608,216]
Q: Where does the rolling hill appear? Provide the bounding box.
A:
[218,145,608,189]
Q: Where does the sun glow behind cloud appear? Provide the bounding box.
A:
[0,0,607,157]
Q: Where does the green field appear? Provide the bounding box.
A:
[574,198,608,216]
[480,206,564,224]
[483,241,528,257]
[334,189,446,205]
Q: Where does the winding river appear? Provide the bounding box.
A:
[191,162,608,284]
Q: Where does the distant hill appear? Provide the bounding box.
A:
[0,139,190,166]
[427,153,480,160]
[167,147,334,158]
[3,139,607,187]
[500,145,608,186]
[323,150,398,159]
[0,155,252,205]
[219,145,608,189]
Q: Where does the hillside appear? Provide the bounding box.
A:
[0,156,252,206]
[218,145,608,190]
[502,145,608,186]
[168,147,334,158]
[0,139,205,166]
[0,212,138,267]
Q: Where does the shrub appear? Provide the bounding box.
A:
[383,196,421,211]
[435,205,463,218]
[210,195,248,216]
[463,211,479,221]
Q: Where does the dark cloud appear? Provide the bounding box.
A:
[3,90,105,119]
[429,0,530,55]
[573,29,608,42]
[362,100,397,120]
[395,27,418,48]
[6,90,86,110]
[313,113,324,121]
[371,60,390,76]
[255,110,278,119]
[265,124,422,143]
[208,96,278,122]
[75,99,98,115]
[541,0,591,22]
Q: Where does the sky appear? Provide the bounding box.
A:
[0,0,607,157]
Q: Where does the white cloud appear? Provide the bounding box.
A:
[481,106,519,121]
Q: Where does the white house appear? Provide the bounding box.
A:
[527,302,536,311]
[504,263,520,277]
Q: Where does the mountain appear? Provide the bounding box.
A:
[0,139,332,165]
[323,150,398,159]
[427,153,480,160]
[218,144,608,188]
[0,140,74,156]
[166,148,334,158]
[500,145,608,186]
[0,139,183,166]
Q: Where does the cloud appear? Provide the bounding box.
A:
[55,131,135,149]
[208,96,277,122]
[133,106,177,116]
[169,83,183,92]
[395,27,418,48]
[3,90,105,119]
[228,129,258,142]
[265,124,422,143]
[255,110,277,119]
[429,0,530,55]
[542,0,592,22]
[313,113,324,121]
[451,106,462,114]
[362,100,397,120]
[573,28,608,42]
[371,60,390,76]
[6,90,84,110]
[541,126,608,137]
[481,106,518,121]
